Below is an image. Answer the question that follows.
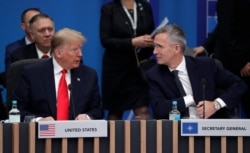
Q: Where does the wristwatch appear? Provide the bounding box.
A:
[213,101,221,110]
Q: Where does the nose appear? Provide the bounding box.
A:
[78,50,82,57]
[44,29,49,35]
[153,47,158,55]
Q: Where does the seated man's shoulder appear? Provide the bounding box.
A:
[78,65,98,75]
[6,38,25,52]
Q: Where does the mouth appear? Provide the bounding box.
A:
[75,60,81,64]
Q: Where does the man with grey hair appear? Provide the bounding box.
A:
[14,28,103,121]
[147,24,246,119]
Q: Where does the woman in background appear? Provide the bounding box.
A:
[100,0,155,120]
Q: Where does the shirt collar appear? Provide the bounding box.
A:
[25,36,32,45]
[169,56,187,73]
[35,45,51,58]
[53,58,70,75]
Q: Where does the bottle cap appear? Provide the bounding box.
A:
[172,101,177,105]
[12,100,17,105]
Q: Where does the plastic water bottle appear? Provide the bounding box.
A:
[9,100,20,123]
[169,101,180,121]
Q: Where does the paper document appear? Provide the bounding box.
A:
[150,17,169,37]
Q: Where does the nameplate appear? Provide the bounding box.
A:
[38,120,107,138]
[181,119,250,136]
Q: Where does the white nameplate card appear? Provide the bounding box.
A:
[38,120,107,138]
[181,119,250,136]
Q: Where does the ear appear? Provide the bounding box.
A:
[54,49,63,58]
[174,44,180,53]
[30,31,35,41]
[21,23,25,30]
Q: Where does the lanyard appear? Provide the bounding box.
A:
[122,2,137,36]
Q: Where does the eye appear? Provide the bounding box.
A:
[154,44,163,49]
[70,47,81,52]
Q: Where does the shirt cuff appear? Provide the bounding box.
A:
[34,117,42,122]
[184,94,196,107]
[215,98,226,108]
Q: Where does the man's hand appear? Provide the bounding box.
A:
[38,116,55,121]
[196,101,217,119]
[75,114,91,120]
[240,62,250,77]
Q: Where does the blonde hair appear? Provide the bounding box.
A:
[51,28,86,53]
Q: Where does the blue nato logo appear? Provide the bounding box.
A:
[182,122,198,134]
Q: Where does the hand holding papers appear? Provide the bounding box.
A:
[137,17,169,53]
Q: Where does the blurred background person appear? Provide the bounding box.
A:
[5,8,41,71]
[193,0,250,118]
[100,0,155,120]
[14,28,103,121]
[5,13,55,111]
[9,13,54,68]
[0,8,41,120]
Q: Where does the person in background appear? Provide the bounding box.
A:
[0,8,41,114]
[147,24,247,119]
[9,13,54,68]
[13,28,103,121]
[192,25,218,57]
[193,0,250,118]
[5,13,55,112]
[100,0,155,120]
[5,8,41,71]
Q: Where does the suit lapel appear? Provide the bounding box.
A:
[42,59,57,118]
[185,57,202,102]
[24,43,39,59]
[69,68,82,119]
[159,65,180,96]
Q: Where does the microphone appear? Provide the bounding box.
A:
[201,78,206,119]
[68,84,76,119]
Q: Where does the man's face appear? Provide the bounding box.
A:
[30,18,54,50]
[153,33,178,66]
[57,41,83,70]
[21,10,40,34]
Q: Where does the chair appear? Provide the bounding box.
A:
[6,59,44,111]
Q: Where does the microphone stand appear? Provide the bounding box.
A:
[201,79,206,119]
[68,84,76,119]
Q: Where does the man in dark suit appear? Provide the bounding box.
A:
[5,8,41,71]
[13,28,103,121]
[9,14,54,70]
[193,0,250,118]
[147,24,247,119]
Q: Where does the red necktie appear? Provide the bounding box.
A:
[42,54,49,59]
[57,69,69,120]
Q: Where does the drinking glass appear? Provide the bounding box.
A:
[24,115,35,122]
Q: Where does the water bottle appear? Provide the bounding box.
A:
[9,100,21,123]
[169,101,180,121]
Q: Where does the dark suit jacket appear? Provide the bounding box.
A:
[5,37,26,71]
[205,0,250,75]
[100,0,155,110]
[9,43,38,70]
[147,56,247,119]
[13,59,103,121]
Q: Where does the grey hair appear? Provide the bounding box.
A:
[154,24,187,52]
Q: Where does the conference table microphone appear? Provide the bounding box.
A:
[68,84,76,119]
[201,78,206,119]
